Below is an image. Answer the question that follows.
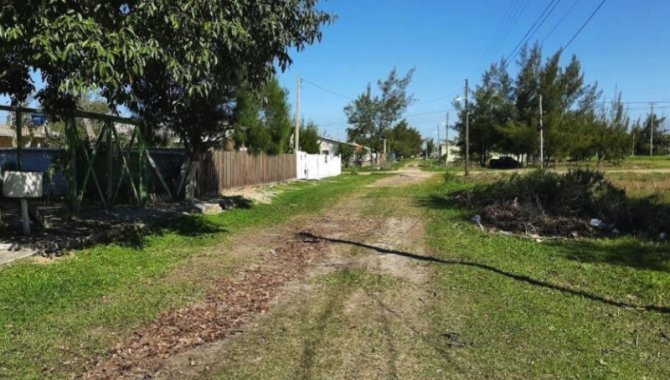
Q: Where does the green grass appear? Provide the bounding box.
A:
[205,172,669,378]
[6,167,668,378]
[0,174,380,379]
[419,175,670,378]
[340,171,670,377]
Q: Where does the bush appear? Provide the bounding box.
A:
[456,169,669,238]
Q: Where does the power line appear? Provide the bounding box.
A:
[412,94,452,106]
[489,0,531,62]
[541,0,580,43]
[563,0,607,49]
[477,0,522,64]
[301,78,354,100]
[506,0,562,62]
[595,100,670,105]
[627,106,670,111]
[405,109,448,118]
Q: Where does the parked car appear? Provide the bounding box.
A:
[489,156,521,169]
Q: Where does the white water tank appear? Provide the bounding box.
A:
[2,171,44,198]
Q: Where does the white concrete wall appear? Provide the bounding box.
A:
[297,152,342,180]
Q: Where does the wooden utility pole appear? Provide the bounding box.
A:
[436,123,440,159]
[295,75,302,154]
[445,112,449,166]
[539,93,544,169]
[464,79,470,177]
[650,102,655,156]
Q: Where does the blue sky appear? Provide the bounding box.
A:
[276,0,670,142]
[3,1,669,142]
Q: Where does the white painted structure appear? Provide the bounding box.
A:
[2,171,43,235]
[2,171,43,198]
[438,140,460,163]
[297,152,341,180]
[318,136,341,156]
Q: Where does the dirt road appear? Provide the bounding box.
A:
[85,166,440,379]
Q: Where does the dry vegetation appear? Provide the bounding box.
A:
[607,172,670,203]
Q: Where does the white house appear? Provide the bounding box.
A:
[317,136,344,156]
[438,140,460,163]
[317,136,373,166]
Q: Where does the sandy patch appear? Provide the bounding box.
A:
[368,167,434,187]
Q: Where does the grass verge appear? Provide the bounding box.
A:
[0,174,380,379]
[419,175,670,378]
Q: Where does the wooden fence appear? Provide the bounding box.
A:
[199,150,296,195]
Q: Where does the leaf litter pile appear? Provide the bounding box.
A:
[85,231,328,379]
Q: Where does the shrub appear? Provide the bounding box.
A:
[455,169,669,238]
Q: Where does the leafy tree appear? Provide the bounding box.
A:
[495,120,537,162]
[299,121,321,154]
[462,43,625,167]
[596,93,632,164]
[262,78,293,154]
[233,78,295,154]
[454,60,515,165]
[509,43,543,160]
[233,85,265,153]
[424,139,435,158]
[338,143,355,167]
[1,1,333,198]
[386,120,422,158]
[345,68,415,164]
[633,113,668,156]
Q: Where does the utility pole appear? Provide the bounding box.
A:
[294,75,302,154]
[539,93,544,169]
[436,123,440,159]
[464,79,470,177]
[650,102,655,156]
[445,112,449,166]
[383,138,387,163]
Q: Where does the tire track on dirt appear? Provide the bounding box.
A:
[86,167,436,379]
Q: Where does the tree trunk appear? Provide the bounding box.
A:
[184,160,200,201]
[175,149,203,201]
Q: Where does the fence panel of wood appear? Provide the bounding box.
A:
[199,150,296,195]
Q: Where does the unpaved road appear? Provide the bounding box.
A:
[86,166,439,379]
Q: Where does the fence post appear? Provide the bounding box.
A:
[64,117,79,211]
[106,120,114,204]
[15,108,23,170]
[137,123,148,205]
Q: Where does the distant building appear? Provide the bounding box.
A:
[317,136,349,156]
[317,136,371,165]
[437,140,460,163]
[0,125,14,147]
[0,124,47,148]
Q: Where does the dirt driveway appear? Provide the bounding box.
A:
[85,166,440,379]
